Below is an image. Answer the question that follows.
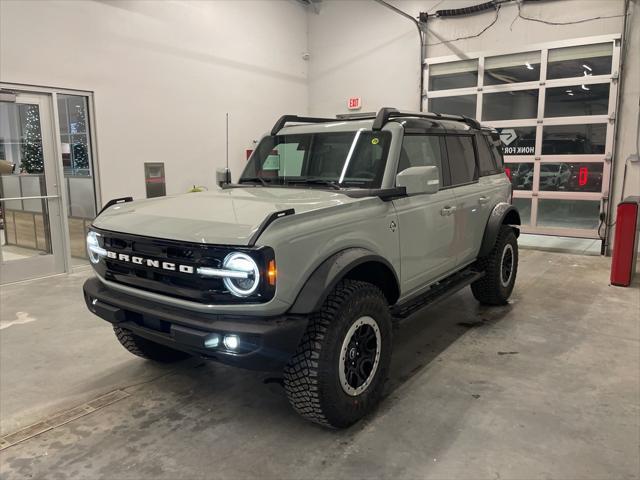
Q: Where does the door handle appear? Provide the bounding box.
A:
[440,206,456,216]
[478,196,490,205]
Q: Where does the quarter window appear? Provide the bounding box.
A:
[476,134,499,176]
[445,136,478,185]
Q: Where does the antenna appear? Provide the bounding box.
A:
[225,112,229,171]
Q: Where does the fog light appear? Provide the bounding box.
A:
[204,334,220,349]
[223,334,240,350]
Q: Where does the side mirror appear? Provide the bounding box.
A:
[216,167,231,188]
[396,166,440,195]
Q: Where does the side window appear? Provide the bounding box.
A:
[476,134,499,176]
[399,135,447,186]
[445,135,478,185]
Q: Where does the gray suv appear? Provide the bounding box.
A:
[83,108,520,428]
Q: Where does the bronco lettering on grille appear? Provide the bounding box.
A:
[106,250,195,274]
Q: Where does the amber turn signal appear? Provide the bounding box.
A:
[267,259,277,286]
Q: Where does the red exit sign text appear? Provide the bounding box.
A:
[347,97,362,110]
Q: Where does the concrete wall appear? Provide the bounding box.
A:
[0,0,309,199]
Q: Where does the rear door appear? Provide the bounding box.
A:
[393,133,457,296]
[444,134,487,266]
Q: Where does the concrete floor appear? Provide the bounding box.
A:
[0,250,638,480]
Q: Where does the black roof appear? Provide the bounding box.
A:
[271,107,482,136]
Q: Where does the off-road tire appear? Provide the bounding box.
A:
[113,326,191,363]
[471,225,518,305]
[283,279,392,429]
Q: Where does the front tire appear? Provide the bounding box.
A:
[471,225,518,305]
[284,279,392,428]
[113,326,191,363]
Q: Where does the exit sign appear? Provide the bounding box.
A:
[347,97,362,110]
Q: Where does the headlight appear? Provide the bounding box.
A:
[86,230,106,264]
[222,252,260,297]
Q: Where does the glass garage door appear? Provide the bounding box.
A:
[425,36,620,238]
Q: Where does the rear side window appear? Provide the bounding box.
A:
[399,135,448,186]
[445,135,478,185]
[476,134,500,176]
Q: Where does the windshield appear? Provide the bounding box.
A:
[239,130,392,189]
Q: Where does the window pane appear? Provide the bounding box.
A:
[542,124,606,154]
[57,95,97,263]
[547,42,613,79]
[496,126,536,155]
[504,162,533,191]
[544,84,609,117]
[482,90,538,121]
[484,51,541,85]
[537,199,600,230]
[512,197,531,225]
[400,135,444,185]
[538,162,603,192]
[476,134,498,175]
[429,59,478,90]
[446,135,477,185]
[429,95,476,118]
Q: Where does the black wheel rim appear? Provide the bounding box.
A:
[339,316,381,396]
[500,244,514,287]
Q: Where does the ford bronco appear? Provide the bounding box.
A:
[83,108,520,428]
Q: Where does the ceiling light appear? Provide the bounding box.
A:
[525,61,534,70]
[582,64,592,71]
[581,85,590,91]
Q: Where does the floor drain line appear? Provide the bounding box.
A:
[0,389,130,451]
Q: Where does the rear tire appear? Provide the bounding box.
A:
[284,279,392,428]
[471,225,518,305]
[113,326,191,363]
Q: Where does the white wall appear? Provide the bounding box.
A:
[308,0,627,115]
[0,0,309,200]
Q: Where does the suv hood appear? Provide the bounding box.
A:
[93,187,363,245]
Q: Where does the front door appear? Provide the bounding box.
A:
[0,92,67,283]
[393,134,457,297]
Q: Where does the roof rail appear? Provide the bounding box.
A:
[372,107,481,131]
[271,108,482,136]
[270,115,338,135]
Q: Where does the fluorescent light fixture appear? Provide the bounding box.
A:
[581,84,590,91]
[582,64,592,71]
[339,128,363,184]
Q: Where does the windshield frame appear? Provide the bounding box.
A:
[239,129,393,190]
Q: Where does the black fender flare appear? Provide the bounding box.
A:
[288,248,400,315]
[478,202,521,258]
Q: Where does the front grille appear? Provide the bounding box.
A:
[92,228,272,304]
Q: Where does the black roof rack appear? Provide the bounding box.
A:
[270,115,338,135]
[270,108,481,135]
[372,107,481,131]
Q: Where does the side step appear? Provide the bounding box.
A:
[390,268,484,319]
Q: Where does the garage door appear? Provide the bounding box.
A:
[425,35,621,239]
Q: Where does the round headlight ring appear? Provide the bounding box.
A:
[222,252,260,297]
[86,231,103,264]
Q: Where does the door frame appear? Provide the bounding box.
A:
[0,82,102,282]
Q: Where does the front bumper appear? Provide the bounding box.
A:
[83,277,308,371]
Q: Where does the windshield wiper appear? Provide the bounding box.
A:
[286,178,341,190]
[239,176,268,186]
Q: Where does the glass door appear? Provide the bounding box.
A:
[0,92,67,283]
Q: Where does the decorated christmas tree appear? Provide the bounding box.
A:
[20,105,44,174]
